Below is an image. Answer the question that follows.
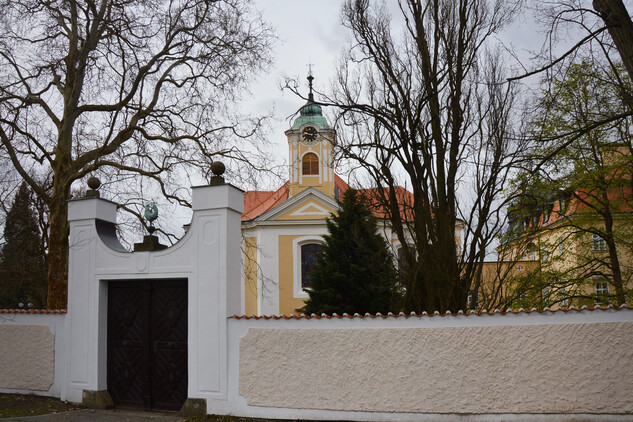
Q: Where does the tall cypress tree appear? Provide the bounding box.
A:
[302,189,399,315]
[0,181,48,308]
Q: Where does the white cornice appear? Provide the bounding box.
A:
[252,187,338,223]
[242,219,329,229]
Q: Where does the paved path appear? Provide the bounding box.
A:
[7,408,187,422]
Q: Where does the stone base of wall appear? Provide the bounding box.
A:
[179,398,207,417]
[82,390,114,409]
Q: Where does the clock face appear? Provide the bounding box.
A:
[301,126,318,144]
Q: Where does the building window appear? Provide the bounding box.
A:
[542,287,550,306]
[301,243,323,289]
[302,153,319,175]
[516,265,524,271]
[560,286,568,307]
[397,245,415,275]
[542,204,552,224]
[592,233,606,251]
[293,236,325,298]
[595,280,609,304]
[524,243,538,261]
[559,195,569,213]
[557,237,565,256]
[467,290,479,309]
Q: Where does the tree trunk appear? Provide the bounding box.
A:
[593,0,633,81]
[46,184,70,310]
[602,212,627,305]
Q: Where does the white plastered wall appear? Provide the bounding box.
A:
[214,308,633,421]
[0,312,66,397]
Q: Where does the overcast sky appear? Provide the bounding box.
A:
[244,0,544,171]
[247,1,349,148]
[166,0,599,242]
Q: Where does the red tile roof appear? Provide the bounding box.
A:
[242,182,290,221]
[357,185,415,220]
[242,173,415,222]
[334,173,350,191]
[535,186,633,228]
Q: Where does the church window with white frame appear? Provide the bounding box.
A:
[396,244,415,276]
[302,152,319,176]
[301,243,323,288]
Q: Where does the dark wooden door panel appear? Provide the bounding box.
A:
[108,279,187,411]
[108,345,146,407]
[151,347,188,410]
[150,280,187,410]
[108,280,150,409]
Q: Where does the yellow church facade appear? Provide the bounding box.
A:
[240,79,462,316]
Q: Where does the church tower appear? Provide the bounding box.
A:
[285,74,336,198]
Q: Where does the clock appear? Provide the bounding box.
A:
[301,126,318,144]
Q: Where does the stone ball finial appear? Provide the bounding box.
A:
[210,161,225,185]
[85,176,101,198]
[87,176,101,190]
[211,161,225,176]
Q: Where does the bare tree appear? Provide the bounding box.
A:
[593,0,633,80]
[511,1,633,109]
[0,0,273,308]
[308,0,524,313]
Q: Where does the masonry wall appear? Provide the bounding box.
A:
[0,311,66,397]
[212,307,633,421]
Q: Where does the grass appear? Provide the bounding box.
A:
[185,417,299,422]
[0,394,314,421]
[0,393,83,418]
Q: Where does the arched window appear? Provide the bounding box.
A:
[468,290,479,309]
[301,243,323,288]
[302,153,319,175]
[397,245,415,275]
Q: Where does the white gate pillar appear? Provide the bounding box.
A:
[63,195,119,405]
[187,183,244,410]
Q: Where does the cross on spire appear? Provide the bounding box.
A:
[306,62,314,101]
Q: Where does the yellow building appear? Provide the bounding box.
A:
[240,77,461,316]
[486,161,633,310]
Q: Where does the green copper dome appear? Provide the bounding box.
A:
[291,74,330,129]
[291,99,330,130]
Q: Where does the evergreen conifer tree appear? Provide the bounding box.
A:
[302,189,399,315]
[0,181,47,308]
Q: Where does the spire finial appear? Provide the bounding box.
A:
[307,62,314,102]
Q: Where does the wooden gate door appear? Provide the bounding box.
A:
[107,279,188,410]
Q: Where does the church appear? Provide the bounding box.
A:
[240,76,462,316]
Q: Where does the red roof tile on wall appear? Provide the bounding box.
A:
[229,304,631,319]
[0,309,67,314]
